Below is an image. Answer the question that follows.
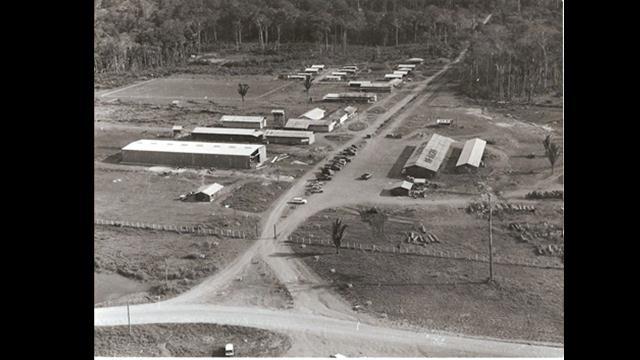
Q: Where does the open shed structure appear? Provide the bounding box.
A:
[191,127,264,143]
[403,134,455,178]
[456,138,487,172]
[264,129,315,145]
[121,140,267,169]
[220,115,266,129]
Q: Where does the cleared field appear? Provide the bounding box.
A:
[95,323,291,357]
[290,204,564,343]
[95,226,256,305]
[222,181,290,213]
[100,74,291,100]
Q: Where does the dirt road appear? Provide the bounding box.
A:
[96,32,563,356]
[94,303,563,357]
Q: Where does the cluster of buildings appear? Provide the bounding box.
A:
[401,133,488,180]
[121,105,358,170]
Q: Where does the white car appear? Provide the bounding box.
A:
[289,197,308,205]
[330,354,347,358]
[225,343,234,357]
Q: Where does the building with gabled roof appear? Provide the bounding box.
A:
[390,181,414,196]
[191,127,264,143]
[219,115,266,129]
[403,134,455,178]
[300,107,326,120]
[121,139,266,169]
[456,138,487,170]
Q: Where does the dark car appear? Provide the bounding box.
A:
[359,173,373,180]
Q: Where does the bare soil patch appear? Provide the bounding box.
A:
[289,204,563,343]
[94,227,256,306]
[221,181,290,213]
[94,323,291,357]
[201,257,294,309]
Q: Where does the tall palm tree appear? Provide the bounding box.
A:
[237,83,250,106]
[332,218,348,254]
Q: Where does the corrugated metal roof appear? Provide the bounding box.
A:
[271,109,285,114]
[197,183,224,196]
[332,72,348,76]
[385,74,403,79]
[284,119,311,130]
[264,129,314,138]
[305,68,320,73]
[220,115,265,123]
[404,134,455,172]
[392,181,414,190]
[456,138,487,167]
[122,140,264,156]
[323,93,376,99]
[397,64,417,68]
[301,108,326,120]
[192,127,263,137]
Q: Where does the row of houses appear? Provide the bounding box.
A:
[402,134,487,179]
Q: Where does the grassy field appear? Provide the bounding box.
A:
[94,226,256,305]
[95,323,291,357]
[289,204,564,343]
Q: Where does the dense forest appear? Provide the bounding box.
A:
[94,0,562,100]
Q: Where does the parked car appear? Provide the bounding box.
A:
[310,188,324,193]
[317,175,332,181]
[225,344,234,357]
[289,197,308,204]
[360,173,373,180]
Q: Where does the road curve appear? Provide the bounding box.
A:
[95,303,563,357]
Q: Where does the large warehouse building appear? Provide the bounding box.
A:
[220,115,266,129]
[402,134,454,178]
[264,129,315,145]
[456,138,487,171]
[191,127,264,143]
[121,139,266,169]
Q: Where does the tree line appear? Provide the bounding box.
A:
[95,0,496,73]
[456,2,562,102]
[95,0,562,100]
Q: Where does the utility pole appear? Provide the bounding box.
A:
[127,301,132,335]
[488,193,494,282]
[165,259,168,285]
[273,224,277,239]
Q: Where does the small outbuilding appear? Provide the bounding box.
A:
[194,183,224,202]
[390,181,414,196]
[300,107,326,121]
[284,118,311,130]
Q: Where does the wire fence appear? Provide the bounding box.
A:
[94,218,249,239]
[286,235,564,270]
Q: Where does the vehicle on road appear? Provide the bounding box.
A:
[289,197,308,204]
[317,175,332,181]
[330,354,347,358]
[359,173,373,180]
[385,133,402,139]
[225,344,234,357]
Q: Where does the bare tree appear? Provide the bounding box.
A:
[237,83,250,105]
[546,142,561,174]
[542,134,552,154]
[331,218,348,254]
